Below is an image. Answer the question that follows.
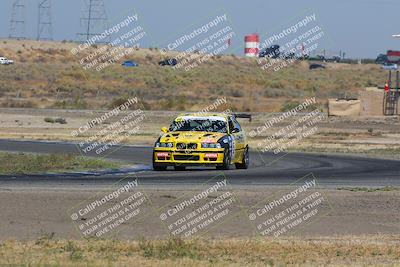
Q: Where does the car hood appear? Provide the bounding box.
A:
[159,131,226,143]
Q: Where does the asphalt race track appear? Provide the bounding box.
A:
[0,139,399,188]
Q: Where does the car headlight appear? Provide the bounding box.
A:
[156,142,174,148]
[201,143,221,148]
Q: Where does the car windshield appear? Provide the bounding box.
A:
[169,118,227,133]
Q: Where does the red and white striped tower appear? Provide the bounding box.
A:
[244,33,259,57]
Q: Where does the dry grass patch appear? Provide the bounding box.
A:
[0,152,121,175]
[0,235,399,266]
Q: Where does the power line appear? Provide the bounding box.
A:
[9,0,26,39]
[37,0,53,40]
[77,0,110,43]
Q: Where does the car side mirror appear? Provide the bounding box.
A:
[161,127,169,133]
[231,128,239,133]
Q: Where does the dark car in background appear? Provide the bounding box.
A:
[158,58,178,66]
[259,45,281,58]
[309,63,325,70]
[122,60,139,67]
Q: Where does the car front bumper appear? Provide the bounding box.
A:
[153,148,225,166]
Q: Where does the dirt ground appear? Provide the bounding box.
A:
[0,186,399,240]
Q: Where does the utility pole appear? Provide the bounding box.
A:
[37,0,53,40]
[9,0,26,39]
[77,0,110,43]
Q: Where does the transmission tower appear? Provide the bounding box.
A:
[37,0,53,40]
[9,0,26,39]
[77,0,110,43]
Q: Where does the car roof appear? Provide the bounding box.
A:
[175,113,230,121]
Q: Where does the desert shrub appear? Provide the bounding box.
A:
[0,99,37,108]
[158,96,187,111]
[280,100,302,112]
[264,88,302,98]
[68,71,85,80]
[71,96,87,109]
[280,100,320,112]
[54,117,67,124]
[230,89,244,97]
[145,54,154,61]
[267,80,285,89]
[35,56,47,63]
[108,96,131,109]
[137,99,151,110]
[52,96,87,109]
[305,85,318,95]
[43,117,67,124]
[44,117,55,123]
[52,101,67,109]
[264,88,286,97]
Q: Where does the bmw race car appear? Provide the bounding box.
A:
[152,113,250,171]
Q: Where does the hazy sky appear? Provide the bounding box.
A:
[0,0,399,58]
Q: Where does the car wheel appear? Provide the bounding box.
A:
[235,147,249,169]
[217,148,231,170]
[174,165,186,171]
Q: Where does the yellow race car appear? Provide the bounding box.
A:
[152,113,250,171]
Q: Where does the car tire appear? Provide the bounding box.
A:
[217,148,231,170]
[235,147,249,169]
[174,165,186,171]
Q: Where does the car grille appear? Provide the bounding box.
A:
[176,143,197,150]
[173,155,199,161]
